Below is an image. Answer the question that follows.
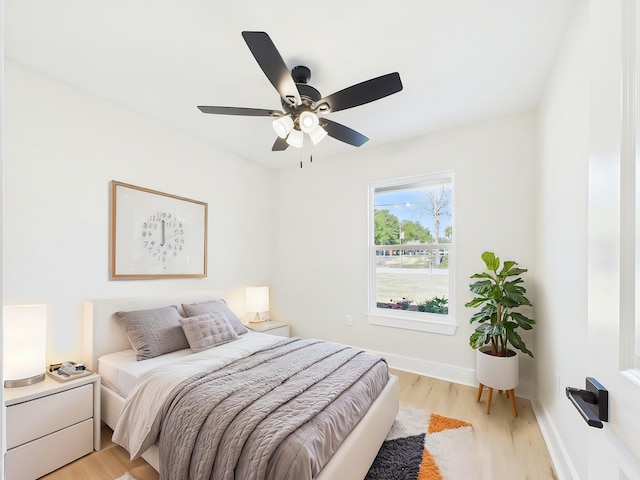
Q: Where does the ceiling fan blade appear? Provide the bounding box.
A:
[241,31,301,108]
[315,72,403,113]
[197,106,281,116]
[272,137,289,151]
[321,119,369,147]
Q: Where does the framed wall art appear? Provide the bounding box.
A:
[110,181,208,279]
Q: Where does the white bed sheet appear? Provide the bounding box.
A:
[99,348,192,397]
[99,331,280,398]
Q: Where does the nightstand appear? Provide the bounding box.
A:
[4,373,101,480]
[245,320,290,337]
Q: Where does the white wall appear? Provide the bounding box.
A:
[534,1,589,478]
[0,3,5,476]
[272,111,537,392]
[4,61,275,365]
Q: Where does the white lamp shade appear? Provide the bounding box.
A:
[4,304,47,387]
[309,125,328,145]
[246,286,269,312]
[299,111,320,133]
[246,286,269,322]
[286,128,304,148]
[273,116,294,138]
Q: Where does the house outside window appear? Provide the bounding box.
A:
[368,172,456,334]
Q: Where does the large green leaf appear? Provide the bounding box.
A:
[510,312,535,329]
[506,267,527,277]
[498,260,516,279]
[470,272,494,280]
[470,329,490,349]
[469,279,494,294]
[502,321,519,331]
[464,297,490,309]
[499,298,516,308]
[481,251,500,272]
[506,329,533,357]
[502,281,531,306]
[469,308,494,324]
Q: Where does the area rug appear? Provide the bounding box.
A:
[115,473,136,480]
[365,406,475,480]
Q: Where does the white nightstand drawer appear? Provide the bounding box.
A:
[6,383,93,449]
[5,418,93,480]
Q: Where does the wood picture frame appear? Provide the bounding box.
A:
[110,181,208,279]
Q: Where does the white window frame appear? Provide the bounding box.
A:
[367,171,457,334]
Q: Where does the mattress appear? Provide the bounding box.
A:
[98,331,281,397]
[99,348,190,397]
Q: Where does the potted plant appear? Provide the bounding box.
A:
[465,252,535,398]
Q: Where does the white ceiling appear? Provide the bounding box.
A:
[5,0,576,169]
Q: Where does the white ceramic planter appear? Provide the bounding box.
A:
[476,346,519,390]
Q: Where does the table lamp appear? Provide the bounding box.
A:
[246,286,269,323]
[4,304,47,388]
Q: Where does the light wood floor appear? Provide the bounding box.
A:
[42,369,556,480]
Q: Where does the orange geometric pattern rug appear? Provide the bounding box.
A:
[365,406,475,480]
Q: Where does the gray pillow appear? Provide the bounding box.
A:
[180,312,239,353]
[181,299,248,335]
[116,305,189,360]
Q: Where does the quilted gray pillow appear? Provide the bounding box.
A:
[116,305,189,360]
[180,312,239,353]
[181,299,248,335]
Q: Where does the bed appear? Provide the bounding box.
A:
[83,290,399,480]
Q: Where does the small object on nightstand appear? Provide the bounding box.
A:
[47,363,93,382]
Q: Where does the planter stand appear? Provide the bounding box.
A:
[475,346,519,417]
[476,384,518,417]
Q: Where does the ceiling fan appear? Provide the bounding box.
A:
[197,31,403,152]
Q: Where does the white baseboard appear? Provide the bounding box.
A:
[531,400,579,480]
[369,349,534,400]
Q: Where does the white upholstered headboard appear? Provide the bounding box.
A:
[83,289,225,372]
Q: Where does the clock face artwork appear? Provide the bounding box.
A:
[141,211,185,262]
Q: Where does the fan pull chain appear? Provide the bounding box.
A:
[298,136,314,168]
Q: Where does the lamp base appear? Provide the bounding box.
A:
[4,372,45,388]
[249,312,266,323]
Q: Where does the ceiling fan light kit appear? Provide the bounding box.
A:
[272,116,294,138]
[197,31,403,157]
[299,111,319,133]
[286,128,304,148]
[309,125,328,145]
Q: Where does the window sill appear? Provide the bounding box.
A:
[366,310,457,335]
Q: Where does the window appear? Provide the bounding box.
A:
[368,172,456,334]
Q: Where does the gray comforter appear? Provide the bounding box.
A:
[156,337,388,480]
